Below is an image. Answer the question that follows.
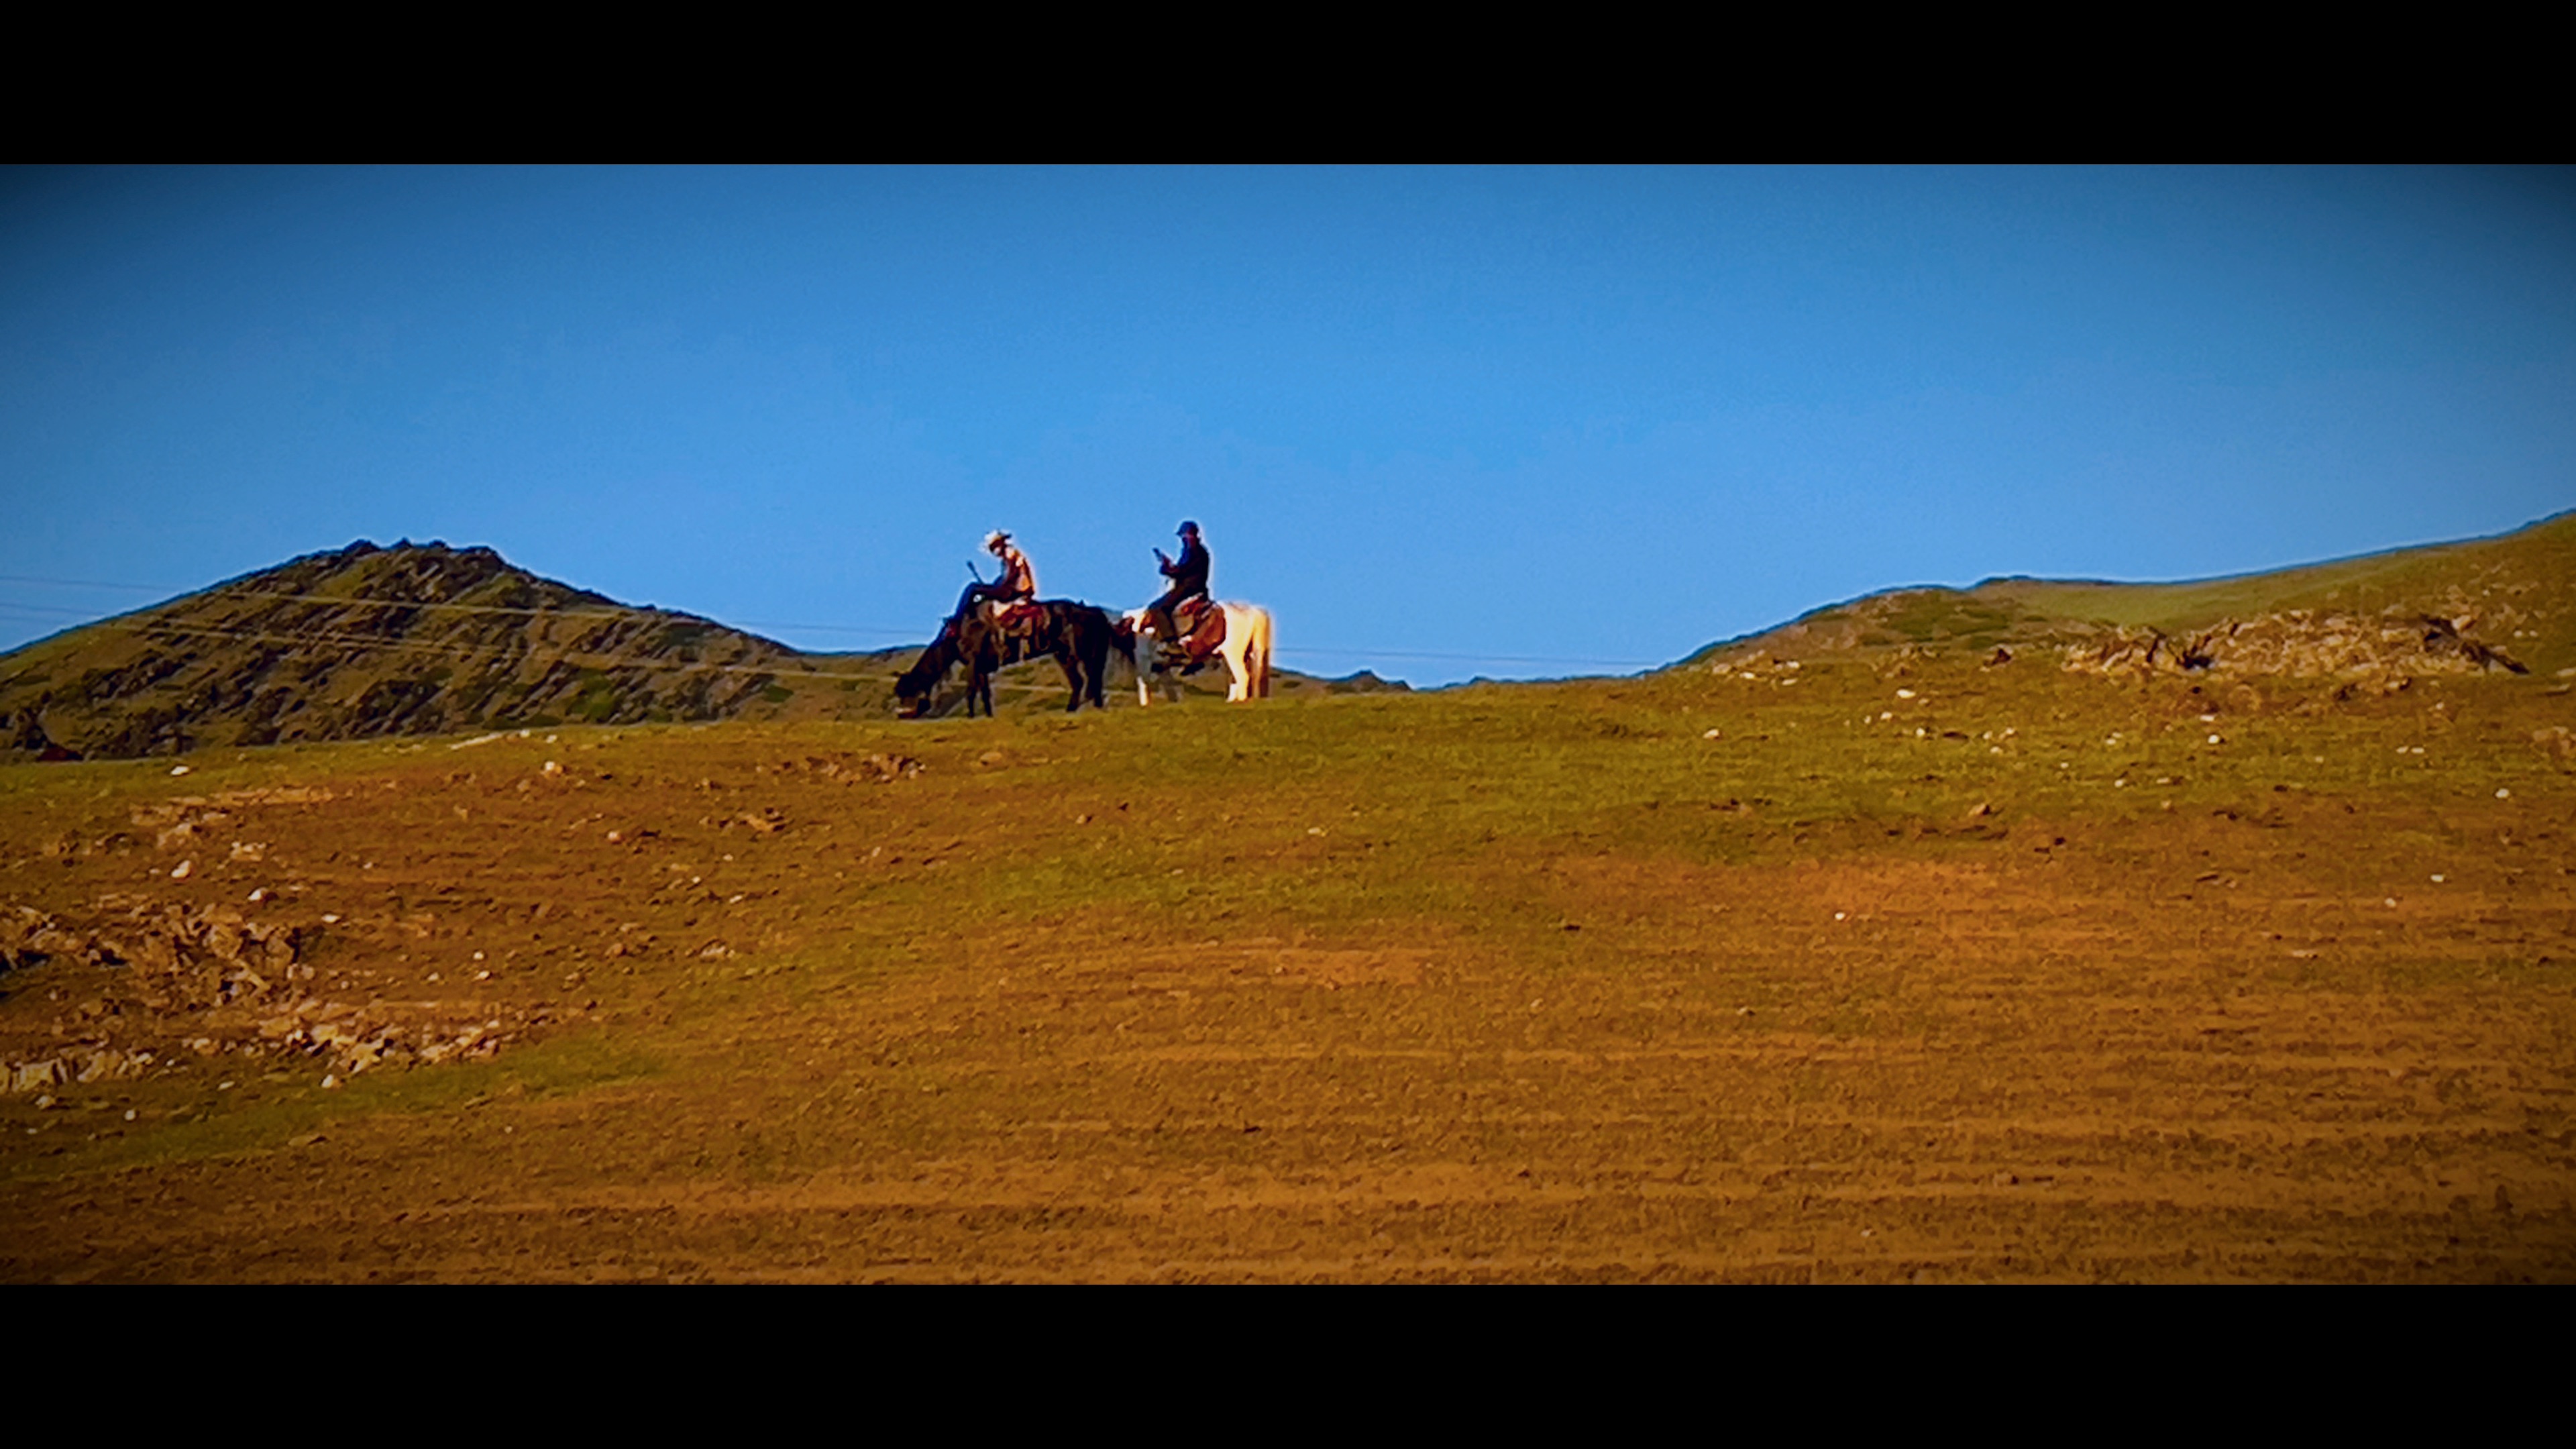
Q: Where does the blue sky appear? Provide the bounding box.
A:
[4,166,2571,683]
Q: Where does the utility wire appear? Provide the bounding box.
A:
[0,577,1676,673]
[0,614,911,686]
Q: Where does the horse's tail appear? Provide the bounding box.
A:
[1105,609,1137,667]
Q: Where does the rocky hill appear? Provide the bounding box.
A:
[1686,509,2576,689]
[0,541,923,761]
[0,540,1403,760]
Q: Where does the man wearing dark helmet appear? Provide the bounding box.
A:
[1148,521,1211,646]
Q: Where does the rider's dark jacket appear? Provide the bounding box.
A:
[1160,539,1210,601]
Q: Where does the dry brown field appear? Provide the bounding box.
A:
[6,583,2576,1280]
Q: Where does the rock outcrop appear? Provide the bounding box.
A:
[2,899,543,1089]
[2059,610,2527,684]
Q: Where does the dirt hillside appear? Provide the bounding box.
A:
[1,517,2571,1281]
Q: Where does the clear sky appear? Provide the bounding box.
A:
[4,166,2571,684]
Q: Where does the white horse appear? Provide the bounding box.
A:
[1122,602,1273,705]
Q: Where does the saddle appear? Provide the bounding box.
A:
[1161,598,1224,670]
[985,599,1044,632]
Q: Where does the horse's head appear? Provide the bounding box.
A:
[894,625,961,716]
[892,669,934,718]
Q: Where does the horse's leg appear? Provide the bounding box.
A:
[1223,633,1248,702]
[1255,611,1273,698]
[1079,636,1105,710]
[1055,647,1083,712]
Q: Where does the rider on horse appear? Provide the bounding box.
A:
[1147,521,1211,661]
[959,531,1038,623]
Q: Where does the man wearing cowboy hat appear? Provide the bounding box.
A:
[958,530,1038,619]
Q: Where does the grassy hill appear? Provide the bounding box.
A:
[0,541,1400,760]
[1688,509,2576,680]
[2,513,2569,1281]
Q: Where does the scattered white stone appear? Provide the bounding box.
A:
[123,1109,136,1121]
[472,951,485,961]
[321,1074,339,1089]
[1703,728,1722,739]
[320,913,340,924]
[247,888,266,903]
[2206,735,2224,745]
[2496,788,2512,800]
[543,761,563,775]
[475,970,492,981]
[2385,897,2399,906]
[169,764,191,776]
[170,860,193,879]
[1833,911,1847,921]
[1307,827,1325,837]
[217,1081,233,1090]
[2430,874,2445,883]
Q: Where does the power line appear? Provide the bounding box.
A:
[0,574,177,593]
[1275,645,1664,668]
[0,614,912,686]
[0,576,936,644]
[1,576,1676,674]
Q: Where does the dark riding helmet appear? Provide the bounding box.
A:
[1178,521,1200,537]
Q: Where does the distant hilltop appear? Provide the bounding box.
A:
[7,514,2563,762]
[1690,510,2576,688]
[0,539,1403,760]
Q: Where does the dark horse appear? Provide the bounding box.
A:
[894,600,1119,718]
